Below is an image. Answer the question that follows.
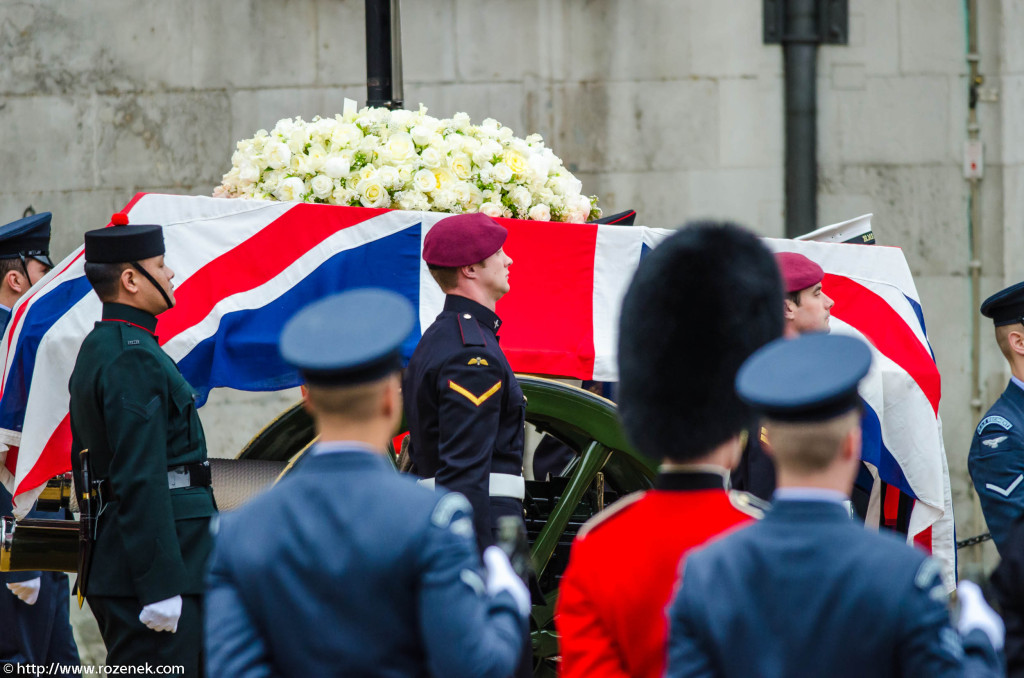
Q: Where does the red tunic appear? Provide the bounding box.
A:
[555,470,760,678]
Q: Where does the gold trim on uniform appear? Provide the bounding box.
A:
[448,380,502,407]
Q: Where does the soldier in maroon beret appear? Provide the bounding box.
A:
[402,212,531,675]
[776,251,834,337]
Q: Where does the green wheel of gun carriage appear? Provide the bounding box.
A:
[239,375,657,677]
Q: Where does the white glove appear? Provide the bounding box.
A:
[6,578,40,605]
[957,580,1005,651]
[482,546,530,618]
[138,595,182,633]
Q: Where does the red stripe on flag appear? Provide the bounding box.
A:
[913,524,933,554]
[496,219,597,378]
[14,415,71,498]
[826,274,941,414]
[155,203,390,341]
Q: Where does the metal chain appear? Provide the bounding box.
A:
[956,532,992,549]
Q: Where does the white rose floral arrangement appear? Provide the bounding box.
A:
[215,100,601,223]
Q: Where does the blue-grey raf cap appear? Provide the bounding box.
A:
[736,333,872,422]
[280,289,415,386]
[981,281,1024,327]
[0,212,53,267]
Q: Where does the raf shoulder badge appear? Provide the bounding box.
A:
[467,357,489,366]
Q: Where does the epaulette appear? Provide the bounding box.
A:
[728,490,769,519]
[455,312,486,347]
[577,491,646,539]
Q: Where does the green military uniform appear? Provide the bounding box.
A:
[69,222,214,674]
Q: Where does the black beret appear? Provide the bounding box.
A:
[84,215,164,264]
[737,334,871,422]
[981,281,1024,327]
[280,289,415,387]
[617,222,784,463]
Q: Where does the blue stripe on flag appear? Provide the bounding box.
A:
[0,277,94,432]
[177,223,422,405]
[860,399,918,500]
[904,294,936,362]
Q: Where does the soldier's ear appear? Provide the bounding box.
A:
[1009,330,1024,357]
[782,298,797,321]
[4,269,24,295]
[119,267,139,295]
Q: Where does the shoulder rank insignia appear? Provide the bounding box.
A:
[467,357,489,366]
[728,490,769,519]
[449,379,501,406]
[577,491,646,539]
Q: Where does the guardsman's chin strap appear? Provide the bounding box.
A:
[129,261,173,311]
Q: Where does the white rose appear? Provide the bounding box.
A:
[448,153,473,180]
[360,135,381,152]
[332,186,357,205]
[239,164,260,184]
[567,194,592,223]
[480,202,504,218]
[307,144,328,171]
[472,147,494,167]
[413,169,437,193]
[323,155,351,179]
[492,163,513,184]
[397,166,414,184]
[510,186,532,211]
[384,132,416,161]
[359,166,378,183]
[357,178,390,208]
[432,167,455,189]
[272,117,296,138]
[420,147,444,169]
[525,133,544,145]
[528,204,551,222]
[480,118,501,137]
[377,165,402,190]
[264,141,292,170]
[390,109,414,127]
[311,174,334,199]
[528,151,553,180]
[432,189,456,212]
[498,126,514,141]
[274,177,306,202]
[452,112,471,130]
[411,125,434,146]
[452,182,480,209]
[287,127,312,154]
[395,190,429,211]
[331,123,362,149]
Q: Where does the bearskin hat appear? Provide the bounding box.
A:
[617,221,783,462]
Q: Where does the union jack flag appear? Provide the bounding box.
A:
[0,195,954,586]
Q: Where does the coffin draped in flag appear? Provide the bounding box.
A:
[0,195,954,586]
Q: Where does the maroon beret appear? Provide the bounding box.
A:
[423,213,507,267]
[775,252,824,293]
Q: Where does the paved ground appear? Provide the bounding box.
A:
[68,588,104,667]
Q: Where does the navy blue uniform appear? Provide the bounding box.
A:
[666,499,1000,678]
[403,295,526,550]
[969,379,1024,554]
[205,446,525,677]
[0,306,79,668]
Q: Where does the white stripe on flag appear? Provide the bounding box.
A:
[591,225,644,382]
[162,208,426,360]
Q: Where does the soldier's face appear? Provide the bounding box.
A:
[786,282,834,335]
[24,259,50,286]
[478,248,512,301]
[138,255,176,311]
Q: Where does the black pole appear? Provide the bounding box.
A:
[783,0,819,238]
[365,0,393,108]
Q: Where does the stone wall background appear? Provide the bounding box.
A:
[0,0,1018,575]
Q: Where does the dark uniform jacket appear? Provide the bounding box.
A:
[991,515,1024,677]
[969,380,1024,554]
[666,499,1001,678]
[69,303,216,604]
[557,470,762,678]
[0,307,79,666]
[205,447,525,678]
[403,295,526,549]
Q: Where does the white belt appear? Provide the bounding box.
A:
[417,473,525,500]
